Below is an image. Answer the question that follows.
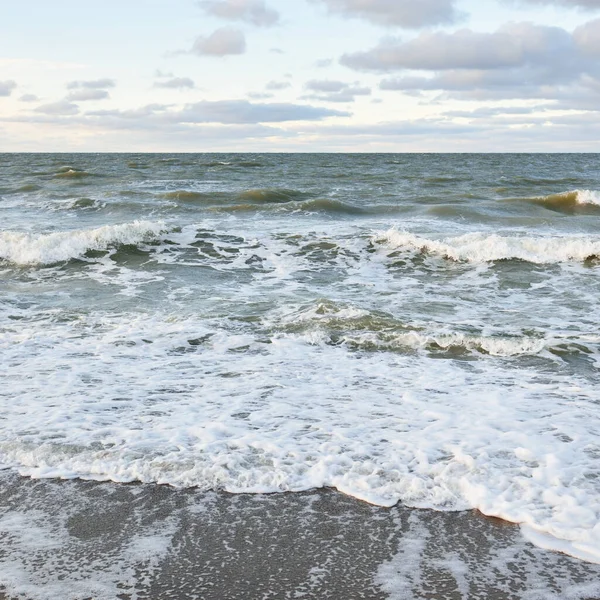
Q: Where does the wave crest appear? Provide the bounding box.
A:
[374,230,600,264]
[0,221,167,266]
[510,190,600,213]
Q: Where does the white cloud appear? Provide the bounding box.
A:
[508,0,600,9]
[341,20,600,106]
[35,101,79,116]
[19,94,39,103]
[198,0,280,26]
[67,79,116,90]
[341,23,577,71]
[310,0,459,28]
[0,80,17,97]
[67,89,110,101]
[191,28,246,56]
[154,77,196,89]
[265,80,291,90]
[573,17,600,55]
[87,99,350,125]
[304,79,371,102]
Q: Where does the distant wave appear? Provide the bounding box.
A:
[237,188,306,203]
[213,196,366,215]
[374,229,600,264]
[53,167,95,179]
[0,221,167,266]
[164,188,307,205]
[507,190,600,213]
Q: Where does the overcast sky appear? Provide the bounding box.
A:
[1,0,599,151]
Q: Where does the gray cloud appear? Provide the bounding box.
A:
[191,28,246,56]
[310,0,459,28]
[340,20,600,106]
[198,0,279,26]
[67,89,110,101]
[88,100,349,125]
[342,23,576,71]
[19,94,39,103]
[265,80,291,90]
[67,79,116,90]
[35,101,79,116]
[304,79,371,102]
[154,77,196,89]
[574,17,600,55]
[507,0,600,8]
[0,80,17,97]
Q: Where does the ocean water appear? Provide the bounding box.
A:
[1,153,600,567]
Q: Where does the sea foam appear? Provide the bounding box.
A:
[0,221,167,266]
[374,230,600,264]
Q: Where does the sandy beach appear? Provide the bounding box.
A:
[0,471,599,599]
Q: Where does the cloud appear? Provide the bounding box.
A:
[67,89,110,101]
[88,99,349,125]
[67,78,116,90]
[574,17,600,56]
[315,59,333,68]
[0,80,17,97]
[342,23,576,71]
[174,100,349,123]
[340,20,600,106]
[310,0,459,28]
[507,0,600,9]
[154,77,196,89]
[198,0,280,26]
[191,28,246,56]
[248,92,275,99]
[35,101,79,116]
[19,94,39,102]
[304,79,371,102]
[265,80,291,90]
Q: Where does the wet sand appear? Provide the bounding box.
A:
[0,472,599,600]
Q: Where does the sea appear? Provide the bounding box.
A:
[1,153,600,597]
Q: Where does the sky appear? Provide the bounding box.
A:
[1,0,600,152]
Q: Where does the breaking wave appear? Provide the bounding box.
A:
[509,190,600,213]
[274,302,566,357]
[0,221,168,266]
[374,230,600,264]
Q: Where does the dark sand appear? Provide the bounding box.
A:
[0,472,599,600]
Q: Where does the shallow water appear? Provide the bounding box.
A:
[1,153,600,566]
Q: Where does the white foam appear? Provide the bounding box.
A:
[374,230,600,264]
[573,190,600,206]
[1,309,600,563]
[0,221,167,266]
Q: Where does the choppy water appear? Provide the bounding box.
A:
[1,153,600,564]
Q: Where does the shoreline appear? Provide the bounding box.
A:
[1,472,600,599]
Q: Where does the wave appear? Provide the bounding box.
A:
[508,190,600,213]
[374,230,600,264]
[297,327,550,357]
[297,198,365,214]
[330,331,547,356]
[274,302,558,357]
[0,221,167,266]
[53,167,95,179]
[163,188,307,206]
[163,190,215,202]
[237,188,306,204]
